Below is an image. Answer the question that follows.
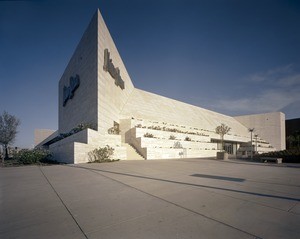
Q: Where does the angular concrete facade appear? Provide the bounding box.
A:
[37,10,285,163]
[235,112,286,151]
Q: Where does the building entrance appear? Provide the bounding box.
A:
[224,143,233,154]
[224,142,237,155]
[212,139,238,155]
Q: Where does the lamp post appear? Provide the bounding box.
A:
[248,128,255,160]
[254,134,258,154]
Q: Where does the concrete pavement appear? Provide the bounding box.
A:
[1,159,300,238]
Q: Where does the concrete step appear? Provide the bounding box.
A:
[123,143,145,160]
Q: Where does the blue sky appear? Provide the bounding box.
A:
[1,0,300,148]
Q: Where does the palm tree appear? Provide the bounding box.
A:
[215,123,231,152]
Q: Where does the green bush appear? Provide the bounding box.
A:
[169,135,176,140]
[48,122,96,145]
[144,133,154,138]
[260,148,300,163]
[15,149,52,165]
[88,145,116,163]
[185,136,191,141]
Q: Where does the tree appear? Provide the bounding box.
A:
[215,123,231,152]
[0,111,20,162]
[296,134,300,148]
[287,135,295,149]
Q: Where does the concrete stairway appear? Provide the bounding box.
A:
[123,143,145,160]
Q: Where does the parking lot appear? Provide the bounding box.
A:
[1,159,300,238]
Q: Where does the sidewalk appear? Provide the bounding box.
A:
[1,159,300,238]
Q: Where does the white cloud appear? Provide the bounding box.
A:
[248,64,294,83]
[207,65,300,116]
[278,74,300,87]
[214,89,299,114]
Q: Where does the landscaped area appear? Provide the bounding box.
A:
[1,148,59,167]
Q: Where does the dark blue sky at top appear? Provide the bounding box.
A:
[0,0,300,148]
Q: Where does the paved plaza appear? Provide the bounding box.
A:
[1,159,300,238]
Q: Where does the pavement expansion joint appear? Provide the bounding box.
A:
[38,166,89,239]
[78,165,263,239]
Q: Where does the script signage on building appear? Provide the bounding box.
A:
[63,74,80,107]
[103,49,125,89]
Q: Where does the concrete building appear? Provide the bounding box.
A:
[36,9,285,163]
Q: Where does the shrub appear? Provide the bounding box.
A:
[48,122,96,145]
[144,133,154,138]
[16,149,52,165]
[259,148,300,163]
[88,145,115,163]
[173,141,183,148]
[107,125,120,135]
[75,123,96,132]
[169,135,176,140]
[185,136,191,141]
[148,125,161,130]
